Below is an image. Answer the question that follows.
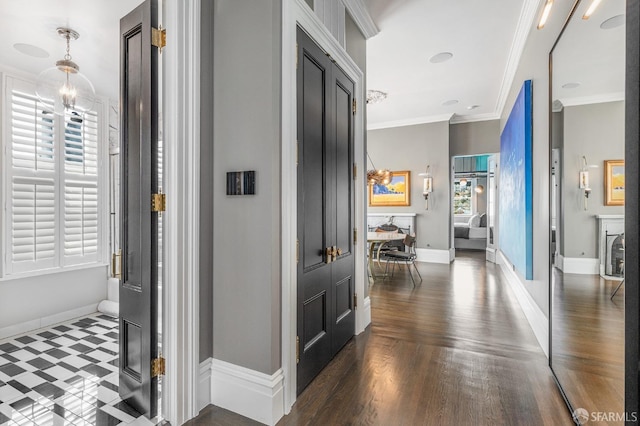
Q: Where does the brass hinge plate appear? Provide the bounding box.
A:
[152,26,166,52]
[353,163,357,180]
[353,228,357,244]
[354,293,358,310]
[152,193,166,212]
[352,99,357,115]
[151,357,165,377]
[296,336,300,364]
[296,240,300,263]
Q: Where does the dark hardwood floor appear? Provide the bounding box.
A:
[551,269,624,424]
[188,251,571,425]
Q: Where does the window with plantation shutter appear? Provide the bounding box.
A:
[2,76,105,276]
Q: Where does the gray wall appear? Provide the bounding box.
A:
[561,101,625,258]
[212,0,282,374]
[450,120,500,157]
[345,12,366,74]
[367,121,451,251]
[199,0,214,363]
[498,0,575,318]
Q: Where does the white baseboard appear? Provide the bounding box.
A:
[561,257,599,275]
[357,296,371,334]
[198,358,213,412]
[415,248,452,264]
[486,247,497,263]
[211,359,284,426]
[497,251,549,357]
[0,303,98,340]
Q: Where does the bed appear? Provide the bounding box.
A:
[454,213,488,250]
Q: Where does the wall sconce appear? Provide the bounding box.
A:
[579,156,595,210]
[474,184,484,194]
[419,165,433,210]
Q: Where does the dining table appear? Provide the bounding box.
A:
[367,231,406,280]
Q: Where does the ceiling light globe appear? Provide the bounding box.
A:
[36,64,96,116]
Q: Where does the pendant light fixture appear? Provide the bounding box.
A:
[36,27,96,116]
[366,153,393,186]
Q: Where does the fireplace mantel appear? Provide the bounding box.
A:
[596,215,624,278]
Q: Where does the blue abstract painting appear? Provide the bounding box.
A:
[499,80,533,280]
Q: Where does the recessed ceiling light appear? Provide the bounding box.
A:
[467,105,480,110]
[537,0,554,29]
[562,82,581,89]
[442,99,458,106]
[13,43,49,58]
[582,0,603,20]
[601,14,625,30]
[429,52,453,63]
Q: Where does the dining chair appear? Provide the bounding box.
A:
[380,234,422,286]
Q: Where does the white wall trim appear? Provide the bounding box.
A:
[415,248,453,264]
[342,0,379,39]
[211,359,284,426]
[450,112,501,124]
[198,358,213,412]
[367,114,453,131]
[163,0,201,424]
[560,257,599,275]
[494,0,539,117]
[557,92,625,108]
[282,0,367,414]
[497,250,549,357]
[357,296,372,334]
[0,303,98,341]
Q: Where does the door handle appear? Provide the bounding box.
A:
[112,249,122,279]
[325,247,334,264]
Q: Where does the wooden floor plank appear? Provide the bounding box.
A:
[189,251,572,425]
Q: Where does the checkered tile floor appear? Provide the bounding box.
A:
[0,314,159,426]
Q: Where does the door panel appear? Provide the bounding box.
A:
[297,27,355,393]
[119,0,159,417]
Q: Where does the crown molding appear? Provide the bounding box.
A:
[494,0,540,117]
[342,0,379,39]
[556,92,625,108]
[450,112,501,124]
[367,113,453,130]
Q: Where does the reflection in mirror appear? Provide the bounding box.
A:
[550,0,626,422]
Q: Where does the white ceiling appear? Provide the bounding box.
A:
[552,0,626,107]
[364,0,626,128]
[0,0,144,100]
[0,0,624,120]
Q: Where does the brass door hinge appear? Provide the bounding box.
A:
[296,239,300,263]
[296,336,300,364]
[112,249,122,279]
[353,228,357,244]
[352,99,357,115]
[353,163,357,180]
[354,293,358,310]
[152,193,166,212]
[152,26,166,53]
[151,356,165,377]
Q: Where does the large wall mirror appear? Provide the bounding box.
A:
[550,0,626,422]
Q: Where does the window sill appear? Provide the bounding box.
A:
[0,262,109,283]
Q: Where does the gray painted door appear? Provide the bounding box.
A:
[296,27,355,393]
[118,0,159,417]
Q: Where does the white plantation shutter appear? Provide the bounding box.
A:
[3,76,104,275]
[64,182,98,263]
[10,178,56,272]
[62,110,100,266]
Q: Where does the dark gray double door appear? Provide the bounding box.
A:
[296,27,356,393]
